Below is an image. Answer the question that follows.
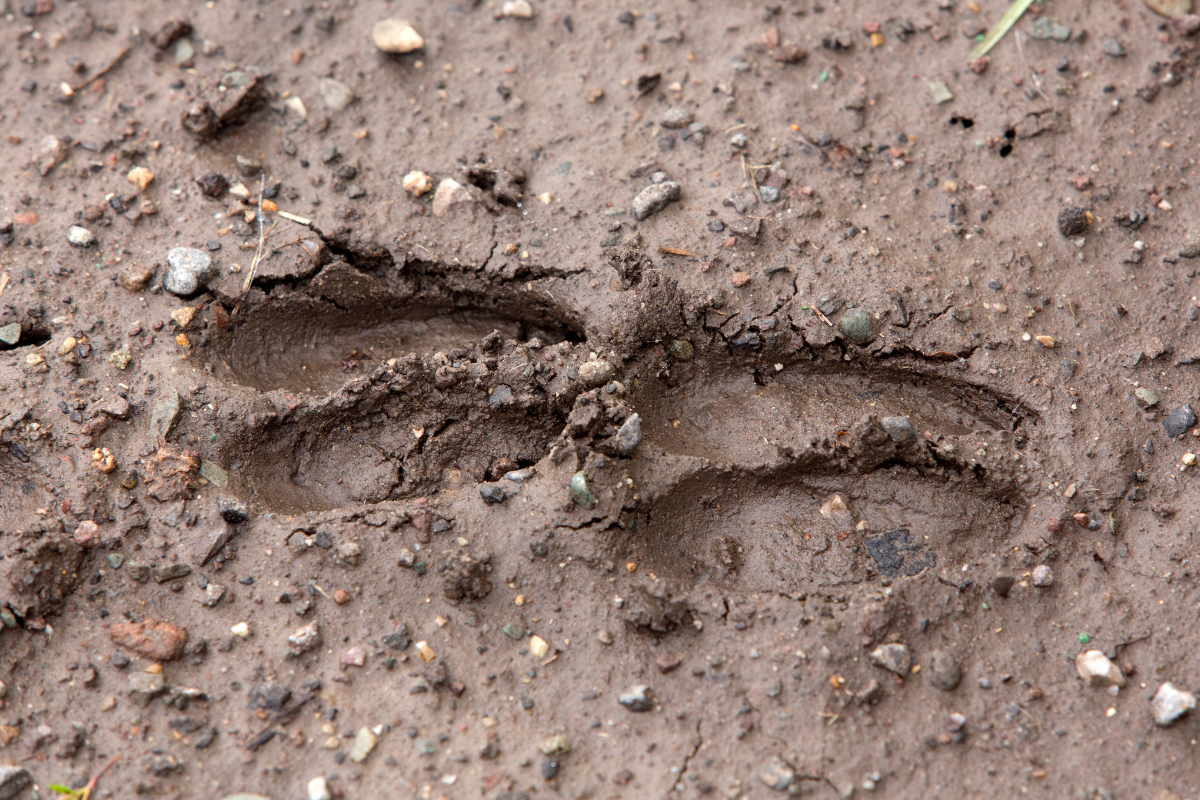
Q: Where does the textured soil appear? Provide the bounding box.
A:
[2,0,1200,798]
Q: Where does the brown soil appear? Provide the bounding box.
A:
[2,0,1200,798]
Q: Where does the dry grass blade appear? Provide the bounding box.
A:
[241,175,267,294]
[969,0,1036,61]
[658,246,696,257]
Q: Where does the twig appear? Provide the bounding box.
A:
[72,46,133,92]
[0,272,8,297]
[658,246,696,257]
[813,307,833,327]
[242,175,267,294]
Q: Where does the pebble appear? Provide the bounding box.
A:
[759,185,780,203]
[870,643,911,675]
[759,758,795,791]
[349,727,377,762]
[127,671,167,706]
[618,685,654,712]
[110,618,188,661]
[1032,564,1054,587]
[501,0,534,17]
[1134,386,1159,408]
[881,416,916,443]
[149,389,182,440]
[288,621,320,653]
[432,178,473,217]
[569,471,596,509]
[1151,682,1196,726]
[56,336,76,356]
[67,225,95,247]
[927,649,962,691]
[1058,206,1091,237]
[1030,17,1072,41]
[341,646,366,667]
[609,413,641,456]
[596,629,613,645]
[839,308,874,343]
[307,776,332,800]
[656,653,682,674]
[540,734,570,755]
[127,166,155,191]
[578,358,614,386]
[164,248,215,296]
[403,170,433,196]
[670,339,695,360]
[0,767,32,800]
[202,583,226,607]
[630,181,681,221]
[729,132,749,149]
[318,77,355,112]
[0,323,19,345]
[231,621,250,638]
[1162,405,1196,438]
[928,81,954,105]
[372,18,424,53]
[218,496,250,524]
[659,107,694,128]
[1103,38,1126,57]
[731,271,751,287]
[529,635,550,658]
[1075,650,1125,687]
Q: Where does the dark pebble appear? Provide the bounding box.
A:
[1057,206,1090,237]
[1163,405,1196,438]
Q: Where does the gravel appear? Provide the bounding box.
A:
[1163,405,1196,438]
[927,649,962,691]
[870,643,911,675]
[164,247,215,296]
[1151,682,1196,726]
[618,685,654,711]
[372,18,424,53]
[630,181,681,221]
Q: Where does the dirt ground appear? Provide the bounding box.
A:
[2,0,1200,797]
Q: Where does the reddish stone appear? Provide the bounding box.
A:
[110,619,188,662]
[1046,518,1063,534]
[655,653,682,674]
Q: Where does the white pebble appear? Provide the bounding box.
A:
[1031,564,1053,587]
[1075,650,1125,687]
[1151,682,1197,726]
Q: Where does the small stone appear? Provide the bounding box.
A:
[630,181,681,221]
[74,520,101,547]
[569,471,597,509]
[195,172,228,198]
[170,306,197,328]
[759,185,780,203]
[403,170,433,196]
[0,323,19,345]
[1171,14,1200,37]
[529,635,550,658]
[432,178,474,217]
[1103,38,1127,57]
[1030,17,1072,41]
[127,672,166,706]
[1134,386,1159,408]
[0,767,33,800]
[318,78,355,112]
[235,155,262,177]
[758,758,796,791]
[881,416,916,443]
[839,308,874,343]
[656,653,682,674]
[731,271,751,287]
[670,339,695,360]
[501,0,534,17]
[341,646,366,667]
[618,685,654,712]
[307,776,332,800]
[153,563,191,583]
[417,641,436,662]
[149,389,182,440]
[927,650,962,691]
[373,18,424,53]
[349,727,377,762]
[578,359,614,386]
[164,248,215,296]
[540,734,570,755]
[596,629,613,645]
[110,619,189,662]
[202,583,226,607]
[56,336,77,356]
[36,135,68,176]
[127,166,155,191]
[660,107,694,128]
[120,267,154,292]
[607,413,641,456]
[231,621,250,638]
[1163,405,1196,438]
[870,643,911,675]
[479,483,507,504]
[1058,206,1091,237]
[332,589,351,605]
[67,225,95,247]
[1076,650,1126,687]
[928,81,954,105]
[1151,682,1197,726]
[1031,564,1053,587]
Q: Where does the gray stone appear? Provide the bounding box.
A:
[202,583,226,607]
[164,248,215,296]
[1151,682,1196,726]
[193,519,235,566]
[1163,405,1196,438]
[758,759,796,791]
[1103,38,1126,57]
[1134,386,1159,408]
[928,81,954,105]
[610,413,641,456]
[67,225,95,247]
[149,389,182,439]
[0,323,19,345]
[759,186,780,203]
[630,181,681,221]
[927,649,962,691]
[1030,18,1071,41]
[618,684,654,712]
[577,359,615,387]
[870,643,911,675]
[479,483,507,504]
[318,78,354,112]
[569,471,596,509]
[0,767,33,800]
[289,621,321,653]
[200,461,229,487]
[128,672,167,706]
[659,107,694,128]
[488,385,514,407]
[153,563,192,583]
[839,308,874,343]
[174,37,195,64]
[881,416,916,443]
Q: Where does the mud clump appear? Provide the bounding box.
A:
[1058,206,1091,236]
[0,528,84,620]
[440,553,493,602]
[142,446,199,502]
[110,619,189,662]
[180,72,268,143]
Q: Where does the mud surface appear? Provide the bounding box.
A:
[2,0,1200,798]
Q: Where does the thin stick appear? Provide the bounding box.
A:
[73,46,133,92]
[0,272,8,297]
[242,175,267,294]
[81,756,121,799]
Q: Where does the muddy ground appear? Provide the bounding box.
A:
[1,0,1200,797]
